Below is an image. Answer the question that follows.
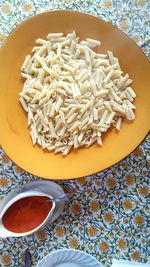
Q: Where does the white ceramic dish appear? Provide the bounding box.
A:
[0,191,56,238]
[36,249,101,267]
[0,181,65,238]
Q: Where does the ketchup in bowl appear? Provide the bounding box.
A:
[2,196,52,233]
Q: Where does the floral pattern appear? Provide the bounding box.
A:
[0,1,150,267]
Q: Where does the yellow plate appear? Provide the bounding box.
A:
[0,11,149,179]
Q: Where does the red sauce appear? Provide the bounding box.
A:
[2,196,52,233]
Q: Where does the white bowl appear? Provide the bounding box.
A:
[0,191,55,238]
[0,181,65,238]
[36,249,101,267]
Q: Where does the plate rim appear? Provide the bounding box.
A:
[0,10,149,65]
[36,248,101,267]
[0,10,149,179]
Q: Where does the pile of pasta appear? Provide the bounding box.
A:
[19,31,136,156]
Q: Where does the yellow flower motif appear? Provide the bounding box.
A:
[79,226,83,231]
[120,162,126,168]
[2,239,7,245]
[142,170,148,176]
[114,200,119,206]
[15,166,24,174]
[117,238,127,250]
[0,177,8,187]
[131,250,141,261]
[125,174,135,186]
[123,199,133,211]
[64,186,72,194]
[1,153,10,163]
[71,202,82,215]
[103,0,112,8]
[30,246,35,252]
[106,177,117,189]
[124,218,129,224]
[133,147,143,157]
[69,237,79,249]
[137,0,145,7]
[20,251,25,262]
[89,200,99,211]
[139,186,149,197]
[36,230,46,240]
[128,232,132,238]
[115,191,121,196]
[103,211,114,223]
[114,226,119,232]
[55,226,65,238]
[1,4,11,15]
[23,3,32,13]
[1,254,12,265]
[147,159,150,168]
[80,217,85,222]
[99,194,105,199]
[99,241,109,252]
[65,220,70,225]
[96,180,101,186]
[134,214,144,226]
[77,177,86,185]
[89,244,94,251]
[141,238,145,244]
[100,226,104,232]
[119,20,129,31]
[87,225,97,237]
[86,188,92,194]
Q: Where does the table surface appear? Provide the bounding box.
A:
[0,0,150,266]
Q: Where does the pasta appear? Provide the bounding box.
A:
[19,32,136,155]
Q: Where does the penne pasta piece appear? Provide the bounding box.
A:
[21,55,31,73]
[103,69,114,84]
[86,38,101,46]
[19,98,28,112]
[47,33,63,39]
[118,74,129,89]
[36,38,48,45]
[115,117,122,130]
[62,145,73,156]
[97,135,102,146]
[85,137,97,147]
[73,135,79,148]
[110,89,122,104]
[55,96,63,112]
[107,50,115,65]
[93,108,98,121]
[67,113,78,123]
[66,108,76,120]
[106,112,116,124]
[126,87,136,98]
[59,110,66,124]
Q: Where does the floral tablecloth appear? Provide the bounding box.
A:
[0,1,150,266]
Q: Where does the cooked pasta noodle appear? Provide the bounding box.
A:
[19,32,136,155]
